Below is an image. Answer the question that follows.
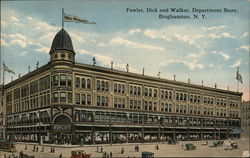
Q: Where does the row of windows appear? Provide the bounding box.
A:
[229,100,239,107]
[53,92,72,103]
[216,98,227,106]
[176,104,187,113]
[160,102,172,112]
[76,77,91,89]
[190,94,201,103]
[129,85,141,96]
[76,93,91,105]
[96,80,109,91]
[114,83,125,94]
[53,74,72,87]
[97,95,108,106]
[176,92,187,101]
[144,87,158,98]
[144,101,157,111]
[204,96,214,104]
[6,111,50,125]
[114,98,126,108]
[73,110,241,127]
[129,99,141,109]
[161,90,173,100]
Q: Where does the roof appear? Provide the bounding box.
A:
[50,28,74,53]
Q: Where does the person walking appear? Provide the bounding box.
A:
[59,153,62,158]
[110,151,112,158]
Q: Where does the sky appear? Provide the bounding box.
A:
[1,0,249,101]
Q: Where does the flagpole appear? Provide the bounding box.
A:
[62,8,64,28]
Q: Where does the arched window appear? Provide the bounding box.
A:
[105,81,109,91]
[183,94,187,101]
[169,91,172,100]
[176,92,179,100]
[161,90,164,98]
[118,84,121,93]
[180,93,183,101]
[114,83,118,92]
[154,89,157,98]
[138,87,141,95]
[165,91,169,99]
[190,95,193,102]
[81,78,86,88]
[149,89,152,97]
[122,84,125,93]
[101,81,105,91]
[97,80,100,90]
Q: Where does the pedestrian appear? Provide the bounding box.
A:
[110,151,112,158]
[59,153,62,158]
[101,147,103,153]
[4,154,6,158]
[19,150,23,158]
[36,146,39,152]
[24,145,27,150]
[33,145,36,152]
[51,146,53,153]
[121,147,124,154]
[41,146,44,152]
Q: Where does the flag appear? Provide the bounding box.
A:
[236,67,243,84]
[3,63,15,74]
[64,12,96,24]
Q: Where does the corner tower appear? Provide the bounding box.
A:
[49,28,75,63]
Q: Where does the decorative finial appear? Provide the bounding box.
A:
[36,61,39,69]
[188,78,190,84]
[157,72,161,78]
[18,74,21,78]
[142,67,145,76]
[202,80,203,86]
[111,61,113,70]
[11,77,13,82]
[228,86,229,91]
[28,66,30,73]
[92,57,96,66]
[126,63,129,72]
[174,74,176,81]
[215,83,217,88]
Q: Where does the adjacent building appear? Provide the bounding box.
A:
[3,28,242,144]
[0,86,4,139]
[241,101,250,137]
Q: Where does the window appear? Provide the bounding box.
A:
[53,92,59,103]
[81,78,86,88]
[118,84,122,93]
[105,82,108,91]
[176,92,179,100]
[76,94,80,104]
[60,74,66,86]
[53,75,59,86]
[180,93,183,101]
[87,95,91,105]
[176,105,179,113]
[149,89,152,97]
[101,81,105,91]
[60,92,66,102]
[190,95,193,102]
[67,92,72,103]
[184,94,187,101]
[138,87,141,95]
[169,91,172,100]
[122,85,125,93]
[67,75,72,86]
[145,88,148,96]
[97,96,101,106]
[97,80,100,90]
[114,83,118,93]
[130,86,133,94]
[76,77,80,88]
[154,89,157,98]
[87,79,91,89]
[134,86,137,95]
[161,90,164,98]
[81,94,86,105]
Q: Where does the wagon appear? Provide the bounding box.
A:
[185,143,196,150]
[71,150,91,158]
